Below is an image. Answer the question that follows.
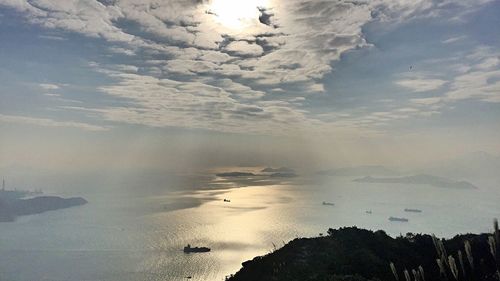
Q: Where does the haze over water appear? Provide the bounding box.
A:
[1,170,499,281]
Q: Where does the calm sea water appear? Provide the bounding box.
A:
[1,174,499,281]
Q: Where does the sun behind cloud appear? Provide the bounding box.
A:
[206,0,270,30]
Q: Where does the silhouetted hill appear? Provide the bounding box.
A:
[0,196,87,222]
[227,227,500,281]
[354,174,477,189]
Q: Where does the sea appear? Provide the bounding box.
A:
[1,171,499,281]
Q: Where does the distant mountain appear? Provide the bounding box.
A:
[216,172,256,177]
[354,174,477,189]
[261,167,295,173]
[317,165,398,177]
[0,196,88,222]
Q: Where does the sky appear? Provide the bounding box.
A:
[0,0,499,175]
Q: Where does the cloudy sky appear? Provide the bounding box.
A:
[0,0,499,173]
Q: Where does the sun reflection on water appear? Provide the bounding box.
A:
[138,183,302,280]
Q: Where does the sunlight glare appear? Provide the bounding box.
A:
[207,0,270,30]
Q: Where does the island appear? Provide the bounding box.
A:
[216,167,298,178]
[353,174,478,189]
[261,167,296,174]
[226,225,500,281]
[0,196,88,222]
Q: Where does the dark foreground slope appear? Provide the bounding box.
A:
[0,196,87,222]
[228,227,500,281]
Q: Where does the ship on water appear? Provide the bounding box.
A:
[389,216,409,222]
[183,244,211,253]
[322,201,335,206]
[404,208,422,213]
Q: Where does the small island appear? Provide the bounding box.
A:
[353,174,478,189]
[261,167,296,174]
[216,167,298,178]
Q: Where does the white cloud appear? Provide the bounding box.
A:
[44,93,61,97]
[225,41,264,57]
[112,64,139,73]
[109,47,135,56]
[38,34,66,40]
[444,47,500,103]
[395,78,447,92]
[446,69,500,102]
[410,97,442,105]
[39,83,60,90]
[5,0,469,97]
[442,35,466,44]
[1,0,496,135]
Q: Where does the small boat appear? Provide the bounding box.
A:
[223,199,231,202]
[365,210,372,214]
[404,208,422,213]
[184,244,211,253]
[389,216,409,222]
[322,201,335,206]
